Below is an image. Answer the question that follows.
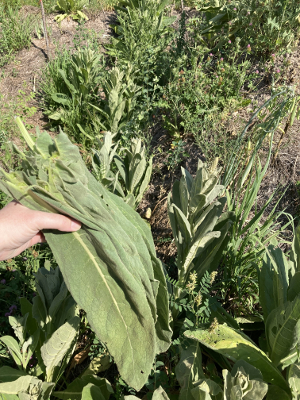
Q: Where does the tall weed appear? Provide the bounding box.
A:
[159,40,253,161]
[40,28,104,144]
[0,5,38,67]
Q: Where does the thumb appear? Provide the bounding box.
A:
[32,211,82,232]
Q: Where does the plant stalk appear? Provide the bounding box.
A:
[39,0,50,60]
[273,119,290,163]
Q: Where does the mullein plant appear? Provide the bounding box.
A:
[92,132,153,208]
[0,118,172,391]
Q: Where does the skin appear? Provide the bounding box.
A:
[0,201,81,261]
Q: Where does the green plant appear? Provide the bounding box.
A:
[176,341,268,400]
[42,46,103,144]
[90,66,141,139]
[180,225,300,399]
[35,15,52,41]
[0,118,172,391]
[106,0,176,95]
[92,132,153,208]
[189,0,300,54]
[110,0,176,63]
[209,88,297,317]
[0,4,38,67]
[54,0,89,21]
[0,84,37,153]
[164,140,189,170]
[159,41,253,158]
[0,265,81,398]
[167,159,235,339]
[220,139,292,317]
[168,159,234,300]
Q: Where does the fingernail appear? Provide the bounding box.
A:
[70,220,81,231]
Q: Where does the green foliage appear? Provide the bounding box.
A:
[0,243,56,338]
[164,140,189,171]
[178,224,300,399]
[0,119,172,391]
[92,132,153,208]
[90,66,142,139]
[168,159,234,298]
[106,0,176,121]
[0,4,38,67]
[220,139,291,316]
[2,0,300,396]
[0,266,79,398]
[190,0,300,54]
[108,0,176,69]
[189,360,268,400]
[216,88,297,316]
[175,338,204,400]
[54,374,113,399]
[159,41,253,160]
[185,322,290,394]
[42,46,103,144]
[54,0,89,21]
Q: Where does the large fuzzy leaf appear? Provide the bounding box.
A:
[0,376,41,394]
[184,325,290,394]
[0,122,171,390]
[288,363,300,399]
[259,246,290,321]
[54,375,113,400]
[0,336,22,369]
[152,386,171,400]
[41,316,80,381]
[175,339,205,400]
[81,383,106,400]
[266,295,300,367]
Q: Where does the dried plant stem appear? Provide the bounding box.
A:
[39,0,50,60]
[273,119,290,163]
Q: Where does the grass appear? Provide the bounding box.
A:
[0,4,39,67]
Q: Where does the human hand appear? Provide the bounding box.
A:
[0,201,81,261]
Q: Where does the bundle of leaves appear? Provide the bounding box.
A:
[53,0,89,22]
[41,47,103,144]
[0,118,172,391]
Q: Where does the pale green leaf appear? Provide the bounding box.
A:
[0,376,40,394]
[266,296,300,366]
[81,383,105,400]
[288,363,300,400]
[0,127,171,391]
[152,386,171,400]
[184,325,290,394]
[191,379,222,400]
[260,246,289,321]
[0,336,22,369]
[175,339,204,400]
[82,354,111,376]
[55,375,113,400]
[41,316,80,381]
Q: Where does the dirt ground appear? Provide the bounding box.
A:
[1,7,300,262]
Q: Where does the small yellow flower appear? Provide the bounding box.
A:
[210,271,218,285]
[186,271,198,293]
[195,292,202,307]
